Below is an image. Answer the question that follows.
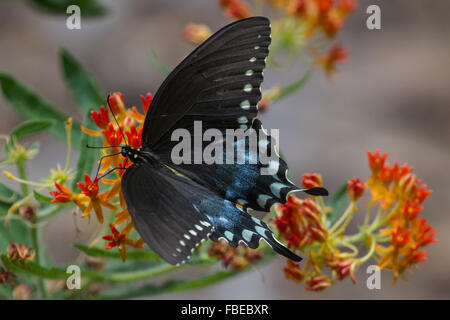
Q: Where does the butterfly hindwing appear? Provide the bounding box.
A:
[199,198,302,261]
[121,163,213,265]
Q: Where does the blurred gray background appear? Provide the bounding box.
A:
[0,0,449,299]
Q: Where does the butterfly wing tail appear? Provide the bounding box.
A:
[202,198,301,261]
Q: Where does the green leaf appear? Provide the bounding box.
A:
[29,0,107,17]
[96,269,240,299]
[0,183,20,206]
[1,255,67,279]
[0,220,31,255]
[327,183,349,227]
[274,71,311,102]
[60,49,105,114]
[74,244,160,260]
[95,250,276,299]
[0,73,81,148]
[33,190,52,203]
[6,119,55,154]
[149,50,172,76]
[9,119,55,142]
[60,49,104,190]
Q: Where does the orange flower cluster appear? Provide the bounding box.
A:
[270,0,356,37]
[208,240,263,270]
[366,150,435,283]
[183,1,355,78]
[274,150,435,290]
[49,92,150,261]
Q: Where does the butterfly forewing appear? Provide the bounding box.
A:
[143,17,271,150]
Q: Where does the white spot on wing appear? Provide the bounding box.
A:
[224,231,234,241]
[243,84,252,92]
[200,220,211,227]
[270,182,286,198]
[242,229,254,242]
[251,216,262,225]
[256,194,272,208]
[240,100,250,110]
[238,116,248,124]
[255,226,267,237]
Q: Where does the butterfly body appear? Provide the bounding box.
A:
[121,146,159,166]
[115,17,328,265]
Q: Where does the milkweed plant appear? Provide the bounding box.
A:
[0,0,435,299]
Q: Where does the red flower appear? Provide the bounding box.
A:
[90,105,110,129]
[102,123,123,146]
[302,171,323,189]
[140,93,153,114]
[103,224,126,249]
[334,259,357,284]
[378,164,394,186]
[125,125,143,149]
[346,177,365,201]
[367,150,388,172]
[391,161,413,182]
[102,224,127,261]
[284,260,304,282]
[288,0,307,15]
[403,199,423,220]
[305,274,331,291]
[50,182,73,203]
[412,217,436,247]
[405,248,427,264]
[108,92,125,114]
[221,0,250,20]
[391,226,411,248]
[323,10,344,37]
[337,0,357,15]
[414,184,432,203]
[317,0,333,12]
[398,173,419,198]
[77,174,99,198]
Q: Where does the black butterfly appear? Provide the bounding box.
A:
[104,17,327,265]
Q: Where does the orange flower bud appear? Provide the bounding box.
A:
[140,93,153,114]
[302,171,323,189]
[346,177,365,201]
[183,23,213,45]
[367,149,388,173]
[305,274,331,291]
[284,260,304,282]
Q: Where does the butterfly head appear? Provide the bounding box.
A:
[121,145,142,163]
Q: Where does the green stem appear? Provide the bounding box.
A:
[329,202,353,234]
[359,236,376,263]
[16,159,48,299]
[16,160,29,196]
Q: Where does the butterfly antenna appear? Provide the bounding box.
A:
[106,93,129,146]
[86,144,126,149]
